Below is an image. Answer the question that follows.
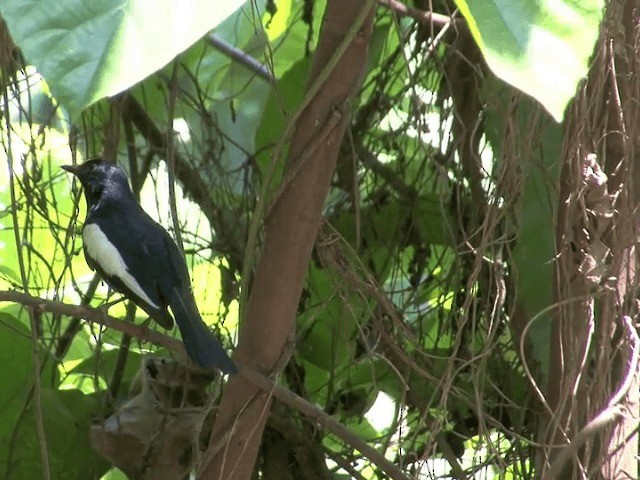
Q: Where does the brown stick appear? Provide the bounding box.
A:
[0,290,185,355]
[378,0,453,27]
[238,368,409,480]
[201,1,377,479]
[1,289,408,478]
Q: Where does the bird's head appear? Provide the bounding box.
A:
[62,159,132,206]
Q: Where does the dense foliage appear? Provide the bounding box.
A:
[3,1,636,480]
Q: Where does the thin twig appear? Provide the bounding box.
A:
[266,106,344,216]
[4,110,51,479]
[165,59,184,251]
[108,302,136,402]
[0,290,185,355]
[207,33,275,84]
[378,0,453,27]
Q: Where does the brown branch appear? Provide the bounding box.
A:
[2,289,408,479]
[203,2,378,479]
[239,368,410,480]
[378,0,454,27]
[0,290,185,355]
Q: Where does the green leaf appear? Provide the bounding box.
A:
[482,79,563,375]
[454,0,604,121]
[0,265,20,284]
[100,468,128,480]
[0,315,105,480]
[4,389,109,480]
[297,267,362,371]
[0,313,33,409]
[0,0,249,115]
[256,56,311,185]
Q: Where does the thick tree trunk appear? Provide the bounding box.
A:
[539,0,640,477]
[199,2,376,479]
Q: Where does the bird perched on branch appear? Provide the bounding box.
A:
[62,159,237,374]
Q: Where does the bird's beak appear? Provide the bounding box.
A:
[61,164,78,175]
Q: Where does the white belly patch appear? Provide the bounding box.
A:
[83,223,159,309]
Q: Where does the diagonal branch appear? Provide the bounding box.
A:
[0,290,184,355]
[202,2,378,479]
[1,289,408,479]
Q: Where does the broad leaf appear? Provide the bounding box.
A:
[482,78,563,374]
[0,0,249,115]
[455,0,604,121]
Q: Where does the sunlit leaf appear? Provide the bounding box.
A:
[0,0,251,115]
[455,0,604,121]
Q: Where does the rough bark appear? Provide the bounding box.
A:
[540,0,640,477]
[199,2,376,479]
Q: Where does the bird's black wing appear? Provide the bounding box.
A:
[84,203,175,329]
[157,229,237,373]
[88,201,236,373]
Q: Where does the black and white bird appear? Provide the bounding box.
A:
[62,159,237,374]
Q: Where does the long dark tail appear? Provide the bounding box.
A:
[169,288,237,374]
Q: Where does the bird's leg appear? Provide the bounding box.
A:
[101,289,128,311]
[95,286,131,319]
[138,316,153,329]
[101,286,154,332]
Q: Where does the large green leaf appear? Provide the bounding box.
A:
[297,266,362,371]
[0,314,106,480]
[0,0,249,115]
[4,388,108,480]
[255,56,311,187]
[482,78,563,375]
[455,0,604,121]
